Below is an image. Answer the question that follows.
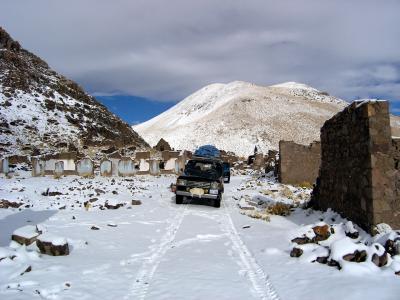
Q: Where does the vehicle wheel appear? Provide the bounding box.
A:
[226,177,230,184]
[176,195,183,204]
[213,195,221,208]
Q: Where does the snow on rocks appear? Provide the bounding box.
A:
[36,233,69,256]
[290,220,400,276]
[11,225,41,246]
[235,174,308,222]
[104,199,125,209]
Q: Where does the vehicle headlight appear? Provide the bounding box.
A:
[177,179,187,186]
[211,182,219,189]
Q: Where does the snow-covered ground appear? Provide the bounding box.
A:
[1,172,399,300]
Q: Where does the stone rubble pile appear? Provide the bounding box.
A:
[290,220,400,276]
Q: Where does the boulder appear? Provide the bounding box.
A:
[342,250,367,263]
[131,200,142,205]
[327,259,341,269]
[290,247,303,257]
[345,231,359,239]
[11,225,40,245]
[291,236,311,245]
[316,256,329,264]
[105,200,124,209]
[385,239,400,256]
[36,234,69,256]
[312,224,331,242]
[372,252,388,267]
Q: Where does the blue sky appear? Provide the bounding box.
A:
[96,95,175,125]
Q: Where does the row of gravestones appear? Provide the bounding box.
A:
[32,157,181,177]
[0,158,10,175]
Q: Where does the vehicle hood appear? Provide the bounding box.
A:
[177,175,216,183]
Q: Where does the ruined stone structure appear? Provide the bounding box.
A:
[311,101,400,232]
[108,151,122,176]
[32,158,45,177]
[118,157,136,176]
[135,151,150,174]
[100,159,112,177]
[135,151,151,160]
[43,152,78,175]
[0,157,9,174]
[252,153,266,170]
[4,158,8,174]
[154,138,172,152]
[76,158,94,177]
[161,151,180,174]
[266,150,278,174]
[278,141,321,185]
[149,159,161,176]
[54,161,64,177]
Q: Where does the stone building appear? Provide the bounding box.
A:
[311,101,400,232]
[278,141,321,185]
[42,152,78,175]
[154,138,172,152]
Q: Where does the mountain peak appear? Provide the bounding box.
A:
[270,81,319,91]
[134,81,347,156]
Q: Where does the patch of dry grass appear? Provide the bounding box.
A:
[266,202,292,216]
[240,210,271,222]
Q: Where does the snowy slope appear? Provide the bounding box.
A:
[0,27,148,156]
[134,81,348,156]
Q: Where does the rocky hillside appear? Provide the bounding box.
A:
[0,27,149,156]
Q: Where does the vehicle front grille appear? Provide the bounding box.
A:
[185,181,211,189]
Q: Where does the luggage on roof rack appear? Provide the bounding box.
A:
[194,145,220,158]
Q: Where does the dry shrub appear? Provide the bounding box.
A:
[240,210,271,222]
[298,181,313,189]
[280,186,294,199]
[267,202,292,216]
[259,189,274,196]
[82,174,94,179]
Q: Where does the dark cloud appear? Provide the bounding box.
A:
[1,0,399,101]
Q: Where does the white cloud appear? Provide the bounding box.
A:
[1,0,399,102]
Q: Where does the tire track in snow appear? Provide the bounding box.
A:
[220,195,281,300]
[126,204,187,300]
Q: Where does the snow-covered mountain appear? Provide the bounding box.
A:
[134,81,350,156]
[0,27,149,156]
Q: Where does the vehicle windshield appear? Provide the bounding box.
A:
[184,160,222,179]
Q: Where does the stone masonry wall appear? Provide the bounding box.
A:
[311,101,400,232]
[278,141,321,185]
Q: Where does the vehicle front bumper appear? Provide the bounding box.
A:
[176,190,218,199]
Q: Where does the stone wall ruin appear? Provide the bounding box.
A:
[118,157,136,177]
[278,141,321,185]
[100,159,112,177]
[311,101,400,232]
[76,158,94,177]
